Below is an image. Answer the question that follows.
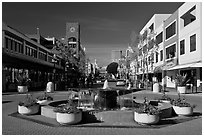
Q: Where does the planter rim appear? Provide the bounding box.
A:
[134,111,159,116]
[173,105,192,108]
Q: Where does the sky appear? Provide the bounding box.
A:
[2,2,184,67]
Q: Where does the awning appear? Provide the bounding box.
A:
[190,62,202,68]
[168,62,202,70]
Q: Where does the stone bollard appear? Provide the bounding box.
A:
[46,82,54,92]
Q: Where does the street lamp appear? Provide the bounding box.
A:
[52,54,57,91]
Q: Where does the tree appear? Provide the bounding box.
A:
[106,62,118,77]
[134,28,158,89]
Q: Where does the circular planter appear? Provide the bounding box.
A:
[37,100,49,105]
[56,111,82,125]
[17,86,28,93]
[160,100,171,104]
[18,104,40,115]
[173,106,193,116]
[177,86,186,94]
[153,83,160,93]
[134,112,160,125]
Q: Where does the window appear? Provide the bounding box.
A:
[166,21,176,40]
[166,44,176,59]
[181,6,196,27]
[5,37,8,49]
[160,50,163,61]
[10,40,14,51]
[180,40,185,55]
[139,48,142,56]
[190,34,196,52]
[20,44,24,54]
[148,56,151,65]
[156,32,163,45]
[68,37,77,42]
[143,44,147,54]
[149,23,154,32]
[156,52,158,63]
[8,39,12,50]
[14,41,18,52]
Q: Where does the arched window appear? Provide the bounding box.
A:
[68,37,77,42]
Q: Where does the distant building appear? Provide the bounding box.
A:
[111,50,123,63]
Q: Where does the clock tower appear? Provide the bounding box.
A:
[66,22,80,58]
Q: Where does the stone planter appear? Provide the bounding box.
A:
[134,112,160,125]
[160,100,171,104]
[173,106,193,116]
[18,104,40,115]
[177,86,186,94]
[153,83,160,93]
[56,111,82,125]
[37,100,49,105]
[17,86,28,93]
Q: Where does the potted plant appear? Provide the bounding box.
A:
[18,94,40,115]
[157,93,172,103]
[16,71,31,93]
[172,94,195,116]
[54,99,82,125]
[175,73,190,94]
[133,97,160,125]
[36,92,53,105]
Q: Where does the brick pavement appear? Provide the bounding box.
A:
[2,89,202,135]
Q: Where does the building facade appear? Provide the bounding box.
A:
[2,22,65,92]
[2,22,87,92]
[135,2,202,92]
[168,2,202,91]
[136,14,171,82]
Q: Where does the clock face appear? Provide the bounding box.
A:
[70,27,75,32]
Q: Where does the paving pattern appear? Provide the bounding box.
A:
[2,90,202,135]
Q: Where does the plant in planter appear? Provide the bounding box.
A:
[157,93,172,103]
[36,92,53,105]
[133,97,160,125]
[175,73,190,94]
[18,94,40,115]
[16,71,31,93]
[54,99,82,125]
[171,94,195,116]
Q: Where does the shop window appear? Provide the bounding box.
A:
[166,44,176,59]
[166,21,176,40]
[180,40,185,55]
[190,34,196,52]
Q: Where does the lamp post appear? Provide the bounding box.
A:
[52,54,57,91]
